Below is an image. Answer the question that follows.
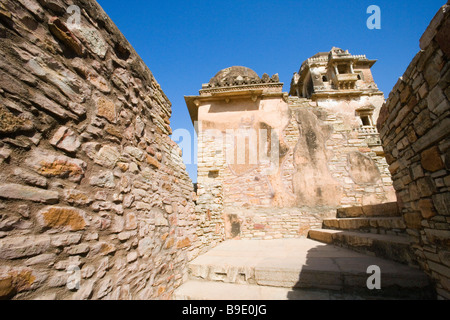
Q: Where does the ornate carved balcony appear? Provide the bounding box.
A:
[335,73,359,90]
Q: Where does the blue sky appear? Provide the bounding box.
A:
[96,0,445,182]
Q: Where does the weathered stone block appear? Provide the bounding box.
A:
[13,168,48,188]
[50,233,82,247]
[0,106,34,134]
[124,146,144,161]
[90,242,117,257]
[89,171,115,189]
[36,206,89,231]
[66,244,90,256]
[418,198,437,219]
[94,145,120,168]
[50,126,81,153]
[421,146,444,172]
[26,149,86,182]
[403,212,423,229]
[96,97,117,123]
[425,228,450,246]
[125,212,137,230]
[0,267,46,299]
[413,117,450,153]
[25,253,56,266]
[0,183,58,204]
[48,17,84,56]
[0,235,51,260]
[433,192,450,216]
[436,15,450,58]
[146,155,160,169]
[63,189,93,206]
[74,26,108,59]
[72,279,95,300]
[416,177,437,197]
[427,85,446,114]
[176,237,191,248]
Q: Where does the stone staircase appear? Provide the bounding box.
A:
[173,238,435,300]
[308,202,416,266]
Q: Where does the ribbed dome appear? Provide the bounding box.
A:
[209,66,260,86]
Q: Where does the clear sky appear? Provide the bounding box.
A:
[96,0,445,182]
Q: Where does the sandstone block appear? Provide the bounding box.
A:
[436,14,450,58]
[36,206,89,231]
[0,235,51,260]
[110,216,124,233]
[72,279,95,300]
[96,277,112,299]
[125,212,137,230]
[146,155,160,168]
[50,126,81,153]
[48,17,83,56]
[50,233,82,247]
[89,171,115,189]
[75,26,108,59]
[425,228,450,246]
[127,252,138,263]
[403,212,422,229]
[26,148,86,182]
[413,117,450,153]
[0,183,58,203]
[416,177,437,197]
[94,145,120,168]
[66,244,90,255]
[152,208,168,226]
[433,192,450,216]
[0,267,46,299]
[54,256,82,271]
[421,146,444,172]
[0,106,34,134]
[418,198,437,219]
[176,237,191,248]
[64,189,93,206]
[13,168,48,188]
[96,97,116,123]
[25,253,56,266]
[124,146,144,161]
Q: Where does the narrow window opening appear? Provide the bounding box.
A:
[361,115,372,126]
[338,64,350,74]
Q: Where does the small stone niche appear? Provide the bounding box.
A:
[208,170,219,179]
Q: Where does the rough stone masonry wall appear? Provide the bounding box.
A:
[216,96,395,240]
[377,2,450,300]
[0,0,198,300]
[195,127,225,249]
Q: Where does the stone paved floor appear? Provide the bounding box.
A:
[174,238,433,300]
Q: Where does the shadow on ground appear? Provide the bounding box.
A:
[285,241,436,300]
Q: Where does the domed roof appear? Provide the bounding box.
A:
[209,66,261,86]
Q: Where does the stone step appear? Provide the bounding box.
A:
[180,239,434,299]
[337,202,400,218]
[322,217,406,235]
[174,280,335,300]
[174,279,433,300]
[308,229,416,265]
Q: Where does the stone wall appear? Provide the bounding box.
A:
[194,92,395,240]
[0,0,198,300]
[377,2,450,300]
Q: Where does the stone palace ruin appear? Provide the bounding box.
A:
[0,0,448,300]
